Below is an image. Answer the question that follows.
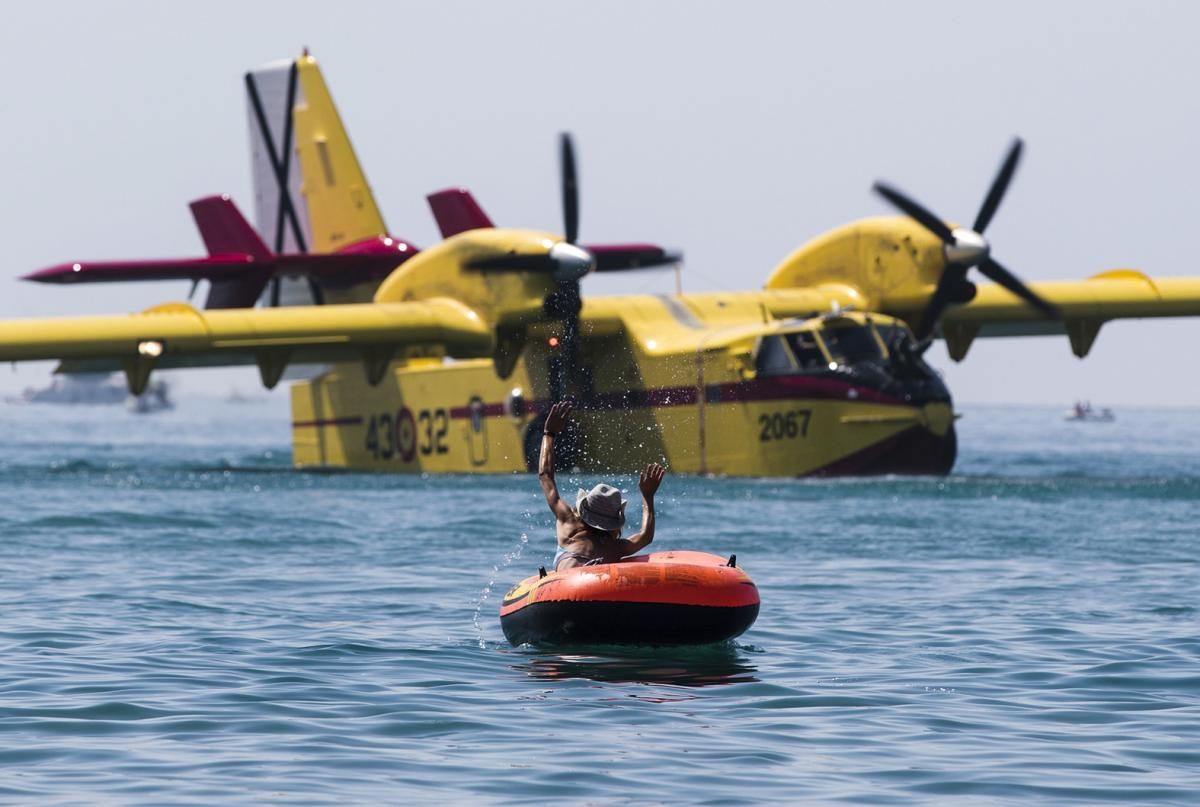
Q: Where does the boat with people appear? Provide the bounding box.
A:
[1065,400,1114,422]
[499,550,760,646]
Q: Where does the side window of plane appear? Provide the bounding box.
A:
[785,332,826,370]
[754,335,798,376]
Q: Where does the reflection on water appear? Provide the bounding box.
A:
[510,642,759,688]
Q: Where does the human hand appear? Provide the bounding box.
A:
[544,400,574,435]
[639,463,665,498]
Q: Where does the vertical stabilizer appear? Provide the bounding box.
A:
[190,195,272,260]
[245,57,314,307]
[245,52,387,306]
[245,53,386,255]
[427,188,496,238]
[291,55,387,253]
[245,57,312,256]
[189,195,274,308]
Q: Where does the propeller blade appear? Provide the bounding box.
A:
[587,245,682,272]
[560,133,579,244]
[872,182,954,244]
[544,280,583,319]
[914,264,966,341]
[545,278,583,401]
[465,253,557,273]
[978,257,1059,318]
[973,138,1023,233]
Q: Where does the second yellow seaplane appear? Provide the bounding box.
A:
[5,53,1200,476]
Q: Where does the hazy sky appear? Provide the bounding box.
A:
[1,1,1197,406]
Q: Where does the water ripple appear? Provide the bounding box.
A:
[0,403,1197,803]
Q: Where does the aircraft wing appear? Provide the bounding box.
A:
[0,299,492,391]
[936,270,1200,359]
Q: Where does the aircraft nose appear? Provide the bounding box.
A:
[920,401,954,437]
[549,242,595,281]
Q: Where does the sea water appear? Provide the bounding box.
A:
[0,398,1197,804]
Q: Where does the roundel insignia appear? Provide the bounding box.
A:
[396,407,417,462]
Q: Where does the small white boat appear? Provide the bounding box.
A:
[1065,401,1114,422]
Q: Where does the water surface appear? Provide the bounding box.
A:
[0,399,1197,804]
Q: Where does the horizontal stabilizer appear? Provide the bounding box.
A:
[24,192,418,308]
[25,257,262,285]
[24,247,412,293]
[427,188,496,238]
[426,188,680,270]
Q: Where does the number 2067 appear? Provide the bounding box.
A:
[758,409,812,441]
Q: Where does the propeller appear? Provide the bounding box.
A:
[549,133,586,401]
[873,138,1058,341]
[465,133,681,400]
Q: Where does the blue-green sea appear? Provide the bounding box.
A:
[1,397,1197,805]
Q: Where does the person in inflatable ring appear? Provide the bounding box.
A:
[539,400,665,572]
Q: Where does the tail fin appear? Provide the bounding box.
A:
[245,53,386,257]
[427,188,495,238]
[189,196,273,308]
[190,195,271,260]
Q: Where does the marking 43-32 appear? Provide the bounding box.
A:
[365,407,449,461]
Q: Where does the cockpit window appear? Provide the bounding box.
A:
[784,332,827,370]
[754,335,797,375]
[874,324,911,356]
[819,325,882,364]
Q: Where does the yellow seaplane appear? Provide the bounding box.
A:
[5,53,1200,477]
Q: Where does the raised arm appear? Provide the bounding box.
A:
[620,463,665,556]
[538,401,576,521]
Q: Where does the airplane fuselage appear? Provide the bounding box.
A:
[290,294,956,477]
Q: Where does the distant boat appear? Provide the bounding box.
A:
[12,373,127,405]
[9,373,173,414]
[1065,401,1115,422]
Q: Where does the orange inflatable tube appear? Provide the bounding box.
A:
[499,550,759,646]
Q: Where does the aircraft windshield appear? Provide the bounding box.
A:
[819,325,882,364]
[784,332,827,370]
[874,324,911,355]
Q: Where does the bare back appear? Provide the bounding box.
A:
[555,514,624,569]
[538,401,663,572]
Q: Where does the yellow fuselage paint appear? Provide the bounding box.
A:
[290,294,950,476]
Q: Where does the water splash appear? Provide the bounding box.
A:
[472,531,529,648]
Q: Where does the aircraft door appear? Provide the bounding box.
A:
[467,396,488,466]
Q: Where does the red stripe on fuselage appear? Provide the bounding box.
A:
[292,416,364,428]
[448,402,506,419]
[709,375,903,406]
[294,376,906,428]
[445,376,901,420]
